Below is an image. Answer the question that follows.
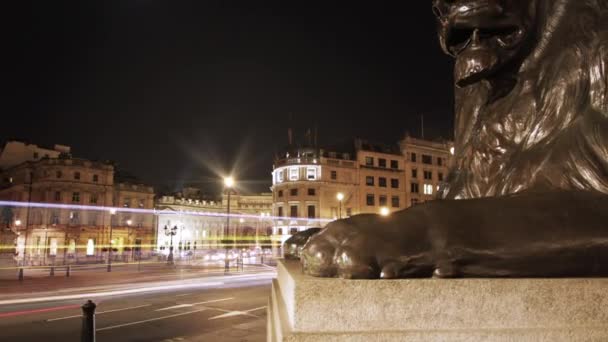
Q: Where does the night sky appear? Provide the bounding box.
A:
[3,1,454,195]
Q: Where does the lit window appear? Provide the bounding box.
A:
[86,239,95,256]
[289,168,299,181]
[424,184,433,195]
[277,170,284,183]
[306,167,317,180]
[49,238,58,256]
[365,157,374,166]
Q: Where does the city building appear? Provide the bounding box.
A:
[0,140,70,170]
[400,135,454,206]
[154,190,273,257]
[270,136,453,248]
[0,141,156,265]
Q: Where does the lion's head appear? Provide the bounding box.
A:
[434,0,608,199]
[433,0,537,87]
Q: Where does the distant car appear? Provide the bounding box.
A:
[283,228,322,260]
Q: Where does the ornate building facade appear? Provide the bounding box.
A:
[0,141,155,265]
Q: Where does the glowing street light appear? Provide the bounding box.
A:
[336,192,344,219]
[126,219,132,226]
[223,176,235,273]
[14,219,22,226]
[380,207,390,217]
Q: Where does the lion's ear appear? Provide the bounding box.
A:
[589,39,608,116]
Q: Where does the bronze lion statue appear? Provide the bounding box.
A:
[301,0,608,278]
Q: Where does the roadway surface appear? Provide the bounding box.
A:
[0,263,274,342]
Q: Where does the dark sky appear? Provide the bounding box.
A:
[3,1,454,195]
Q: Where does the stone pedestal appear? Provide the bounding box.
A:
[269,260,608,341]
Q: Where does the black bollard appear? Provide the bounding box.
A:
[50,267,55,276]
[66,265,71,277]
[81,300,96,342]
[18,268,23,282]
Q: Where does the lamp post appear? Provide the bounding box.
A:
[107,208,116,272]
[336,193,344,219]
[164,225,178,265]
[223,176,234,273]
[126,219,133,262]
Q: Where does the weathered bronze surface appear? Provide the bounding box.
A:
[302,0,608,278]
[283,228,321,260]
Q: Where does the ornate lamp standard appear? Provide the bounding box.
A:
[164,225,178,265]
[336,193,345,219]
[223,176,235,273]
[107,208,117,272]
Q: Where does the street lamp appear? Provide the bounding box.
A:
[164,225,178,265]
[223,176,235,273]
[126,219,133,262]
[107,208,116,272]
[15,219,22,227]
[336,193,344,219]
[380,207,390,217]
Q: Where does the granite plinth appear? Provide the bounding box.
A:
[269,259,608,341]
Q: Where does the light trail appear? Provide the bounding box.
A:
[96,308,207,332]
[0,200,333,223]
[0,304,80,319]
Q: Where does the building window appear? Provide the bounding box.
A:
[50,211,60,225]
[366,176,374,186]
[412,169,418,178]
[306,168,317,180]
[69,211,79,224]
[90,194,98,204]
[438,173,444,181]
[366,194,375,206]
[378,158,387,168]
[56,171,62,179]
[54,191,61,202]
[138,199,145,208]
[391,179,399,189]
[411,183,419,193]
[93,174,99,182]
[277,170,284,183]
[72,192,80,202]
[424,184,433,195]
[278,207,284,217]
[289,167,299,181]
[346,208,352,217]
[438,158,443,166]
[290,205,298,218]
[331,170,337,180]
[424,170,433,180]
[390,160,399,169]
[411,153,417,163]
[290,228,298,235]
[379,195,387,206]
[308,188,316,196]
[88,213,98,225]
[49,238,58,256]
[74,172,81,180]
[379,177,387,187]
[290,188,298,196]
[392,196,400,208]
[86,239,95,256]
[278,190,283,197]
[365,156,374,166]
[123,198,131,207]
[422,154,433,165]
[307,205,316,218]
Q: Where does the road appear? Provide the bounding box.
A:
[0,265,274,342]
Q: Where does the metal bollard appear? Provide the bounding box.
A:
[50,267,55,276]
[18,268,23,282]
[66,266,71,277]
[81,300,96,342]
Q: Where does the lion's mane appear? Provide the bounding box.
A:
[442,0,608,200]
